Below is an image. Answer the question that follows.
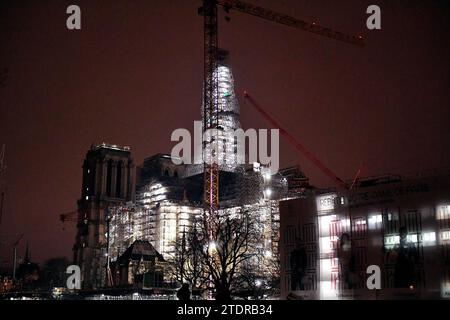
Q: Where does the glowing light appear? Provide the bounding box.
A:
[316,194,337,212]
[384,235,400,246]
[442,231,450,241]
[318,214,337,237]
[209,242,217,253]
[319,236,337,255]
[320,280,337,300]
[341,218,351,229]
[368,214,383,230]
[423,232,436,243]
[180,212,189,220]
[437,205,450,220]
[407,234,418,243]
[441,281,450,298]
[265,188,272,197]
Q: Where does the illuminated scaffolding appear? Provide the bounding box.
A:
[201,50,240,173]
[109,182,203,261]
[105,54,312,288]
[108,204,147,262]
[109,161,307,253]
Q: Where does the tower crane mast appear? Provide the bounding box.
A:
[0,144,6,228]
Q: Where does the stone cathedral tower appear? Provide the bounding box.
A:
[73,143,134,289]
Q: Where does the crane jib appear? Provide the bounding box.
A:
[217,0,365,47]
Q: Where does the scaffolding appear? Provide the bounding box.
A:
[109,182,203,261]
[106,55,312,286]
[201,51,240,174]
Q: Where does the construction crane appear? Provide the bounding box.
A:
[243,91,347,190]
[0,146,26,278]
[60,208,116,287]
[60,210,105,229]
[60,210,101,230]
[198,0,364,220]
[350,162,366,191]
[0,233,24,281]
[0,144,6,228]
[60,210,79,231]
[242,92,367,192]
[11,233,24,281]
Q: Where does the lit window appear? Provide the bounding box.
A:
[407,234,418,243]
[437,205,450,220]
[340,219,351,229]
[319,236,338,255]
[372,215,382,223]
[442,231,450,241]
[384,235,400,245]
[422,232,436,243]
[368,214,382,230]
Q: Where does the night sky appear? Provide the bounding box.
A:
[0,0,448,266]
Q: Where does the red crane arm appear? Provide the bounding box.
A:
[218,0,365,47]
[243,91,347,190]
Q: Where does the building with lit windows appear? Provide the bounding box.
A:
[280,168,450,299]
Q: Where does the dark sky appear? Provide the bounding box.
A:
[0,0,448,265]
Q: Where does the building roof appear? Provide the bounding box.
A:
[118,240,165,263]
[93,143,131,152]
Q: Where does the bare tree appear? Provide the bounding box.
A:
[233,249,280,299]
[168,226,208,294]
[195,210,260,301]
[169,209,273,300]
